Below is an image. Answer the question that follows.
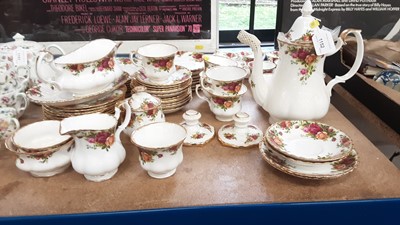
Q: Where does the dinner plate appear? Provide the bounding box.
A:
[265,120,354,162]
[259,141,358,180]
[27,73,129,107]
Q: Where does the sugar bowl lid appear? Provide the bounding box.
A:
[284,0,321,42]
[0,33,44,54]
[128,86,162,111]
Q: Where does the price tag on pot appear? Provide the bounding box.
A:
[312,29,336,56]
[13,47,28,67]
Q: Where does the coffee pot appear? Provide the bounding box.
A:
[237,0,364,123]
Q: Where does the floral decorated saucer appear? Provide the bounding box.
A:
[27,73,129,107]
[136,68,192,86]
[265,120,353,162]
[259,141,358,180]
[217,112,263,148]
[174,51,205,73]
[180,110,215,146]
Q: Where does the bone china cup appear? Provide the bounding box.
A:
[130,43,178,84]
[12,120,72,153]
[130,122,187,179]
[201,66,247,96]
[195,84,245,122]
[0,89,29,118]
[0,111,20,140]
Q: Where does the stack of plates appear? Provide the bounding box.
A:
[174,51,205,92]
[131,68,193,114]
[260,120,359,180]
[42,86,126,120]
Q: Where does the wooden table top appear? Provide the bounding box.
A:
[1,84,399,217]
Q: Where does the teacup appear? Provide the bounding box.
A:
[130,122,186,179]
[130,43,178,84]
[195,84,246,121]
[201,66,247,96]
[0,66,29,94]
[0,89,29,118]
[0,112,20,140]
[203,55,238,69]
[5,137,72,177]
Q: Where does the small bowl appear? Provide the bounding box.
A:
[5,137,73,177]
[12,120,72,153]
[130,122,187,179]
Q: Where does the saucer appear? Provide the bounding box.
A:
[259,141,358,180]
[265,120,354,162]
[217,124,263,148]
[136,68,192,86]
[175,51,205,73]
[116,57,141,76]
[27,73,129,107]
[180,122,215,146]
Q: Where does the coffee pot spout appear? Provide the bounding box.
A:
[237,30,269,109]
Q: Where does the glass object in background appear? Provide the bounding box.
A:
[219,0,251,30]
[254,0,277,29]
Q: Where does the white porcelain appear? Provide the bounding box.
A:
[0,33,45,88]
[373,70,400,92]
[237,0,364,123]
[130,43,178,84]
[217,112,263,148]
[260,141,358,180]
[5,137,72,177]
[59,101,131,182]
[201,66,247,96]
[265,120,353,162]
[119,86,165,136]
[203,54,238,69]
[248,61,276,74]
[36,39,123,96]
[0,89,29,118]
[0,112,19,140]
[130,122,186,179]
[136,67,192,86]
[175,51,205,73]
[180,110,215,146]
[27,73,129,107]
[195,84,244,122]
[12,120,72,153]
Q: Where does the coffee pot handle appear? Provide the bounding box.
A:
[326,29,364,96]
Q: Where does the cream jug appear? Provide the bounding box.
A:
[59,101,131,182]
[237,0,364,123]
[36,39,123,96]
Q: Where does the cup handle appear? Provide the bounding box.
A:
[115,100,131,142]
[36,51,62,90]
[129,51,142,68]
[45,44,66,56]
[195,84,211,104]
[15,93,29,117]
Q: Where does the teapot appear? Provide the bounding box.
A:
[237,0,364,123]
[59,101,131,182]
[36,39,123,96]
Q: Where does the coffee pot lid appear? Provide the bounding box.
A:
[128,86,161,111]
[0,33,44,54]
[285,0,321,42]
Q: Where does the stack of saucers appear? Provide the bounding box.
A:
[41,86,126,120]
[260,120,359,180]
[174,51,205,92]
[130,68,193,114]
